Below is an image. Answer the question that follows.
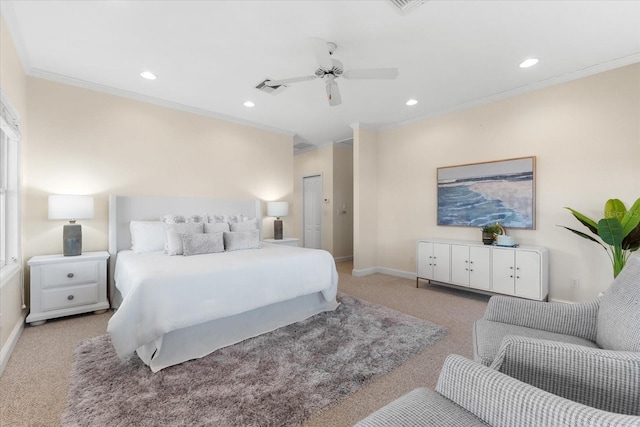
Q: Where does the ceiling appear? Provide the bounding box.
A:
[2,1,640,149]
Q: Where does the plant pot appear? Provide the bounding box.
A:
[482,232,494,245]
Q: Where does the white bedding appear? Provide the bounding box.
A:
[107,243,339,359]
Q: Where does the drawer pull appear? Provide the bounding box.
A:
[67,295,74,301]
[67,273,74,278]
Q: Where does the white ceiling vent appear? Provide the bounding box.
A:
[293,141,314,153]
[388,0,427,15]
[255,79,287,95]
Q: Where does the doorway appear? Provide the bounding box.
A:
[302,174,322,249]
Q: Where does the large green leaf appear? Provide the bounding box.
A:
[598,218,624,247]
[557,225,608,251]
[621,197,640,236]
[564,207,598,235]
[604,198,627,221]
[622,223,640,252]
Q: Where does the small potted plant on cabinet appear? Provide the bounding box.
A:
[481,223,504,245]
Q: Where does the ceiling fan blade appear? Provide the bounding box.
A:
[343,68,399,80]
[310,37,333,71]
[265,75,317,87]
[325,80,342,106]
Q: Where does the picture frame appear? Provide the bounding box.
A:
[437,156,536,229]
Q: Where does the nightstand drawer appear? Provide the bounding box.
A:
[42,283,98,311]
[41,261,99,288]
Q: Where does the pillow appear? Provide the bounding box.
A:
[230,218,258,232]
[161,214,208,224]
[205,222,230,233]
[223,230,260,251]
[209,214,244,223]
[182,232,224,256]
[130,221,165,253]
[165,222,204,255]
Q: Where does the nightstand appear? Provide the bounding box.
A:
[26,251,110,326]
[262,237,300,247]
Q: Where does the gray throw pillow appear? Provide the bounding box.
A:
[182,232,224,256]
[224,230,260,251]
[230,218,258,232]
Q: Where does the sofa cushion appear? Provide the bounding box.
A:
[596,257,640,351]
[354,387,488,427]
[473,319,599,366]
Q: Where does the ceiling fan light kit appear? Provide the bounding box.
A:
[265,38,399,106]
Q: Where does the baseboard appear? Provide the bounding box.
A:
[334,255,353,263]
[0,313,25,376]
[352,266,415,280]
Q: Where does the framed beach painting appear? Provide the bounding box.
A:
[437,156,536,229]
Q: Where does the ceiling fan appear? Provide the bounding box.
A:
[265,38,399,106]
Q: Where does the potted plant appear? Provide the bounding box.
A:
[481,223,504,245]
[559,198,640,277]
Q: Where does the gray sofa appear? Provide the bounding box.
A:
[355,258,640,426]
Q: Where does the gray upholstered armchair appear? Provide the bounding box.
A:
[473,256,640,366]
[356,259,640,426]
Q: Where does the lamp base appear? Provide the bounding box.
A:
[63,224,82,256]
[274,219,283,240]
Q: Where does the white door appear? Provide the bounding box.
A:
[514,251,541,300]
[303,175,322,249]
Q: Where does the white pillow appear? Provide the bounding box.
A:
[182,232,224,256]
[130,221,165,253]
[161,214,208,224]
[209,214,244,223]
[165,222,204,255]
[205,222,230,233]
[230,218,258,232]
[223,230,260,251]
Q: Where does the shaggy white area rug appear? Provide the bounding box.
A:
[62,293,447,426]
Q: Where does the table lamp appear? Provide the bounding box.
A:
[48,195,94,256]
[267,201,288,240]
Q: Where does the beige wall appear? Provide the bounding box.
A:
[356,63,640,302]
[0,14,28,360]
[24,78,294,263]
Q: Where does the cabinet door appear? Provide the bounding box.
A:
[469,246,491,290]
[432,243,451,283]
[416,242,434,279]
[450,244,470,287]
[491,248,515,295]
[514,251,541,300]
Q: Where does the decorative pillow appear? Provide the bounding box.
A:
[182,232,224,256]
[205,222,230,233]
[130,221,165,253]
[161,214,208,224]
[209,214,244,223]
[230,218,258,232]
[223,230,260,251]
[165,222,204,255]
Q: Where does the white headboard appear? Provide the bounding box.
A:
[108,194,262,308]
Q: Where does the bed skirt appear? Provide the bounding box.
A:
[136,291,339,372]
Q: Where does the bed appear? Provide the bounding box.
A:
[107,195,339,372]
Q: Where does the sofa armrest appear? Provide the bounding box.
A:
[483,295,599,341]
[489,335,640,415]
[436,355,640,427]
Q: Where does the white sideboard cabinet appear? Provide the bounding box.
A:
[416,239,548,301]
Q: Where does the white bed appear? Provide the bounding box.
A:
[107,195,339,372]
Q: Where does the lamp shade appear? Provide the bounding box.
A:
[48,195,94,220]
[267,201,288,218]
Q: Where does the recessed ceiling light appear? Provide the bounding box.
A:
[406,99,418,106]
[519,58,539,68]
[140,71,157,80]
[243,101,255,108]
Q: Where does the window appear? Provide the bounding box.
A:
[0,89,21,275]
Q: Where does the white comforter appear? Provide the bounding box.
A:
[107,243,338,359]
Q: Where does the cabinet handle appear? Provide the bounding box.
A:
[510,275,513,278]
[516,276,520,279]
[67,295,74,301]
[67,273,74,278]
[470,269,474,272]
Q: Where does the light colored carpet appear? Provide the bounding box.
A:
[0,261,489,426]
[61,293,447,426]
